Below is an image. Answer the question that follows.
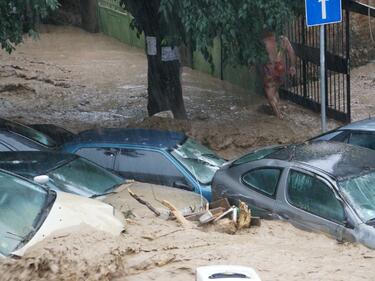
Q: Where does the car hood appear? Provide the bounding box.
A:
[12,192,124,256]
[101,182,207,218]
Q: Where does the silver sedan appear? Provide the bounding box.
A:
[213,141,375,249]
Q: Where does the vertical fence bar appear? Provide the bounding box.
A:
[346,8,351,122]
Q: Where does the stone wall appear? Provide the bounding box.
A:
[350,0,375,65]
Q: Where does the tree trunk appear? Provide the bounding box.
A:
[160,60,187,119]
[80,0,99,33]
[146,37,187,119]
[129,0,187,119]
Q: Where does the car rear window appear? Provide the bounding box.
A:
[232,146,284,166]
[0,119,57,148]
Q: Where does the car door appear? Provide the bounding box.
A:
[75,147,118,173]
[277,168,347,239]
[239,167,284,217]
[114,148,194,191]
[216,160,285,218]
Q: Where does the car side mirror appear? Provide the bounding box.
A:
[173,180,195,192]
[33,175,50,185]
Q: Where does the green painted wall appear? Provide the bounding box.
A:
[192,38,222,79]
[97,0,260,93]
[98,0,145,49]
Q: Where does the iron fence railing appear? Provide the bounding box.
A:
[280,11,351,123]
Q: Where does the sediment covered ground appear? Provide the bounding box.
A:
[1,25,375,280]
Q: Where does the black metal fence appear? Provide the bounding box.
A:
[281,0,375,123]
[280,10,351,123]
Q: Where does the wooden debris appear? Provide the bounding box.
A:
[162,200,194,227]
[213,206,236,223]
[115,180,135,193]
[250,217,262,227]
[237,201,251,230]
[209,198,231,210]
[185,207,225,221]
[199,211,214,224]
[128,188,161,217]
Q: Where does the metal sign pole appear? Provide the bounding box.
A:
[306,0,342,131]
[320,26,327,132]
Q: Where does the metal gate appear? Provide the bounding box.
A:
[280,9,351,123]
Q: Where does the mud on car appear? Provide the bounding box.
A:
[213,141,375,249]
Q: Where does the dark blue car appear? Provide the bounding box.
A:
[0,118,224,200]
[62,128,224,200]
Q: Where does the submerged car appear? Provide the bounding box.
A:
[311,117,375,150]
[0,169,124,258]
[0,151,125,198]
[213,141,375,249]
[0,151,207,217]
[0,118,224,200]
[63,128,225,200]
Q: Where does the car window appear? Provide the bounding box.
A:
[116,149,189,187]
[287,170,345,224]
[171,138,225,185]
[48,157,124,197]
[242,168,281,197]
[233,146,284,166]
[313,131,344,141]
[76,148,117,170]
[349,132,375,150]
[0,119,57,148]
[0,172,47,256]
[0,143,11,151]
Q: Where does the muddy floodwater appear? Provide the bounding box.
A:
[0,25,347,158]
[1,25,375,281]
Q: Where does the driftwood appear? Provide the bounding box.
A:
[162,200,193,227]
[237,201,251,230]
[115,180,135,193]
[128,188,161,217]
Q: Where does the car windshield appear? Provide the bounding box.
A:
[339,172,375,223]
[171,138,225,185]
[0,171,48,256]
[232,145,284,166]
[1,119,57,148]
[47,158,124,197]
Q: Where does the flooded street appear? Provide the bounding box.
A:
[0,25,345,158]
[1,25,375,281]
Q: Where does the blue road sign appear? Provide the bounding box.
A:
[305,0,342,27]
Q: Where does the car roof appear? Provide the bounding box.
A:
[267,141,375,180]
[71,128,187,149]
[0,117,57,148]
[0,151,77,177]
[339,118,375,131]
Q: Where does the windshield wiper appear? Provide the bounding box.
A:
[366,218,375,225]
[91,191,117,198]
[5,231,25,241]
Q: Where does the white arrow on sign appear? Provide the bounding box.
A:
[318,0,329,19]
